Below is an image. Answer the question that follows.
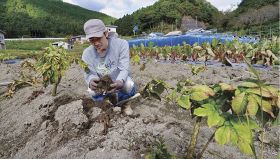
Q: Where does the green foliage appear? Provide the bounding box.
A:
[131,54,141,65]
[145,75,279,157]
[114,0,220,35]
[6,40,57,50]
[1,0,115,38]
[36,45,71,96]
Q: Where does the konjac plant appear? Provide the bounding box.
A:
[142,62,279,159]
[36,45,71,96]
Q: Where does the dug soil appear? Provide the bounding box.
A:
[0,61,279,159]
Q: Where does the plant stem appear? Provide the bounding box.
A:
[197,131,215,159]
[186,117,202,159]
[52,82,58,96]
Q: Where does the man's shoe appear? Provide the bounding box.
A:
[123,102,133,116]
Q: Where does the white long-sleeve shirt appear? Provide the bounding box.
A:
[82,35,131,86]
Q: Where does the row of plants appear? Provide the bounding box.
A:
[131,36,280,66]
[142,59,279,159]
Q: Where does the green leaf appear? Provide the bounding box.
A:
[207,110,225,127]
[246,95,259,116]
[232,122,252,144]
[239,82,259,88]
[246,118,259,130]
[191,85,215,96]
[219,83,235,91]
[194,104,224,127]
[232,92,247,114]
[190,91,209,101]
[238,141,254,155]
[215,126,231,145]
[177,95,191,109]
[230,128,238,145]
[193,107,208,117]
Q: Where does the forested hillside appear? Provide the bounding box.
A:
[217,0,279,35]
[114,0,220,36]
[0,0,116,38]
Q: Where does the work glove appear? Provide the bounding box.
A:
[108,80,124,93]
[89,78,100,91]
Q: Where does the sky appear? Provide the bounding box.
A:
[62,0,242,18]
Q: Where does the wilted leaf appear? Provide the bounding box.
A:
[177,95,191,109]
[254,96,275,118]
[151,82,165,95]
[246,88,272,98]
[150,92,161,101]
[232,92,247,114]
[190,91,209,101]
[264,86,278,97]
[191,85,215,96]
[206,48,215,56]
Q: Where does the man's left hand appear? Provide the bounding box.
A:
[109,80,124,93]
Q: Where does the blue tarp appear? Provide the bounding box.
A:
[128,33,259,47]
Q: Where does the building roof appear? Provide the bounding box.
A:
[106,25,118,28]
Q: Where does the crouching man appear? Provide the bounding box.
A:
[82,19,136,115]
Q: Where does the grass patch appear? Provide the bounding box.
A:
[6,40,60,50]
[0,49,41,60]
[1,41,91,61]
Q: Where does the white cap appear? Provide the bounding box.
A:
[84,19,106,39]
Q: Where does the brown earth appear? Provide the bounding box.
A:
[0,60,279,159]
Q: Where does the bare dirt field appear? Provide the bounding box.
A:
[0,61,279,159]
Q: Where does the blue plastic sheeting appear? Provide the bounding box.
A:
[128,33,259,47]
[3,59,21,64]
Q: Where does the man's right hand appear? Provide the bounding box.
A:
[89,78,99,90]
